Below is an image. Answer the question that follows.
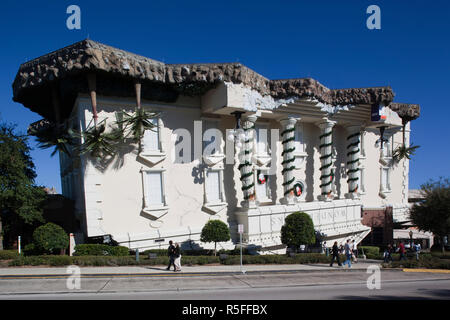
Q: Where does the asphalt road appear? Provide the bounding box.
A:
[0,270,449,300]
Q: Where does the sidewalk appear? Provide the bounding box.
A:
[0,260,383,278]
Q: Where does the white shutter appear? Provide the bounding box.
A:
[256,126,267,154]
[381,168,389,191]
[143,118,159,152]
[206,170,220,203]
[294,125,303,153]
[146,171,163,205]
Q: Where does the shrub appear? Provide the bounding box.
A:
[32,223,69,254]
[358,246,380,257]
[74,244,129,256]
[200,220,231,256]
[281,212,315,250]
[0,250,19,260]
[220,253,335,265]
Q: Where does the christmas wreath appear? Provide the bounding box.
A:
[293,182,303,197]
[257,171,267,184]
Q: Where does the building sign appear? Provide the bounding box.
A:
[371,104,387,122]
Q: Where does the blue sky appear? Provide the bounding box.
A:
[0,0,449,191]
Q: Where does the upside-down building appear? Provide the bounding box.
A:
[13,40,420,252]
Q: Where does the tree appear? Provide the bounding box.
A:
[281,212,316,251]
[0,121,46,249]
[32,222,69,255]
[410,177,450,254]
[200,220,231,256]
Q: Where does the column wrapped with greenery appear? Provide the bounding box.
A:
[280,117,297,202]
[345,125,361,197]
[238,115,257,201]
[318,119,335,200]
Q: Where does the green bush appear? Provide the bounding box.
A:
[220,253,335,265]
[383,254,450,270]
[32,223,69,254]
[0,250,19,260]
[358,246,380,257]
[74,244,129,256]
[281,212,315,249]
[200,220,231,256]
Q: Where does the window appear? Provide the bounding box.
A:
[294,124,305,153]
[145,171,164,206]
[139,117,166,165]
[381,167,391,192]
[293,123,307,169]
[382,134,393,159]
[141,169,168,220]
[205,170,221,203]
[202,168,227,214]
[255,169,271,203]
[142,118,160,152]
[255,124,269,155]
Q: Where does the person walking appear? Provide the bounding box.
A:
[174,242,182,271]
[351,240,358,263]
[166,240,176,271]
[384,244,393,263]
[329,241,342,267]
[414,242,421,261]
[398,241,407,261]
[342,239,352,268]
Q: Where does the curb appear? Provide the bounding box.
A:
[402,268,450,274]
[0,266,393,280]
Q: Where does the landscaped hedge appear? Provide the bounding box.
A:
[385,256,450,270]
[7,253,348,267]
[74,244,130,256]
[358,246,380,257]
[0,250,19,260]
[142,248,253,257]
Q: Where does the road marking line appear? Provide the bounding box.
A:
[403,268,450,274]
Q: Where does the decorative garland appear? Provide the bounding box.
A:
[319,126,334,196]
[281,124,296,196]
[346,131,360,194]
[239,120,255,200]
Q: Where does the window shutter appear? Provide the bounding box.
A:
[143,118,159,152]
[206,170,220,203]
[146,171,163,205]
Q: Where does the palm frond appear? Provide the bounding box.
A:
[393,144,420,163]
[28,122,74,157]
[78,121,121,159]
[115,108,159,142]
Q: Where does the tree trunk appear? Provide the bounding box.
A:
[442,236,446,254]
[0,217,3,250]
[214,242,217,256]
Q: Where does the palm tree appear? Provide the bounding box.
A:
[393,118,420,163]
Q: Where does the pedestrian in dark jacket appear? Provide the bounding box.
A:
[330,241,342,267]
[166,240,176,271]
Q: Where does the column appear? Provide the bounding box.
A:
[238,114,257,207]
[345,125,361,199]
[279,117,298,205]
[317,118,336,201]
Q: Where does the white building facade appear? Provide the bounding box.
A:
[13,40,420,252]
